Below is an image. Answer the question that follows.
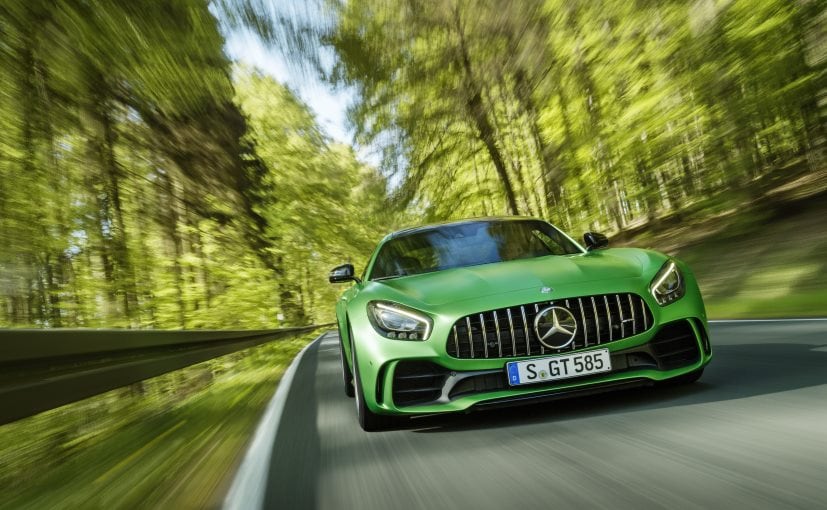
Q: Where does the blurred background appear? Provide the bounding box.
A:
[0,0,825,507]
[0,0,825,329]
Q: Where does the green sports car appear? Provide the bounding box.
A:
[330,217,712,431]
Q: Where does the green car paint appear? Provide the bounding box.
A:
[331,218,711,431]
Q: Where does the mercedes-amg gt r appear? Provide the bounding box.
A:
[330,217,711,431]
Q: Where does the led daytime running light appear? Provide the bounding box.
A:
[650,260,685,305]
[370,302,432,340]
[652,262,678,294]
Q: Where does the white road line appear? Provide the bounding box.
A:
[710,318,827,323]
[223,331,329,510]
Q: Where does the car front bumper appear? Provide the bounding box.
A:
[347,277,711,415]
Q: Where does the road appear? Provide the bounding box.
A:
[260,321,827,509]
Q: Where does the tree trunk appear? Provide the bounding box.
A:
[160,172,187,328]
[44,254,62,327]
[513,68,564,221]
[97,95,139,324]
[454,9,519,215]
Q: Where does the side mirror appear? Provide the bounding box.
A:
[583,232,609,251]
[329,263,360,284]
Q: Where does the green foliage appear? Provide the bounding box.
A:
[0,332,317,509]
[0,0,388,328]
[624,190,827,319]
[321,0,825,231]
[234,68,391,323]
[1,0,825,327]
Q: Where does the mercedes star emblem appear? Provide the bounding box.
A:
[533,306,578,349]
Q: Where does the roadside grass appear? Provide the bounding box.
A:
[622,192,827,319]
[0,332,317,510]
[704,287,827,319]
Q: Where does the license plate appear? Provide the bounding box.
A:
[506,349,612,386]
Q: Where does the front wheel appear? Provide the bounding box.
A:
[340,330,354,398]
[351,335,396,432]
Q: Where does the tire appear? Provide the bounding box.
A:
[350,331,396,432]
[340,329,355,398]
[661,367,704,386]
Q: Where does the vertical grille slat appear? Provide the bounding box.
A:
[535,303,544,355]
[604,295,614,342]
[506,309,517,357]
[466,317,474,359]
[616,294,625,338]
[521,306,531,356]
[479,313,488,358]
[493,311,503,358]
[452,326,459,356]
[591,296,601,344]
[447,293,654,359]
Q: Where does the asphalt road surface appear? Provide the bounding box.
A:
[261,321,827,509]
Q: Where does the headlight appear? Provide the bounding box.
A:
[649,260,685,306]
[367,301,432,340]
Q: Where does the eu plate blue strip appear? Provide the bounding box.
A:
[507,362,520,385]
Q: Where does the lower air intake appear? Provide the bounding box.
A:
[650,320,701,370]
[391,361,449,407]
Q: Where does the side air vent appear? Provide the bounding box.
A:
[650,320,701,370]
[391,361,449,407]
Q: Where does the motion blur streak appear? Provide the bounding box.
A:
[0,333,317,510]
[264,321,827,509]
[1,0,826,506]
[1,0,825,330]
[0,1,389,331]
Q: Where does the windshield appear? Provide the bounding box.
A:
[369,220,583,280]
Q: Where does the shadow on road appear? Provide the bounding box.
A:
[408,343,827,433]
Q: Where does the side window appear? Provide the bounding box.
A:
[531,230,566,256]
[395,252,425,275]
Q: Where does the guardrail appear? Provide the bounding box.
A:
[0,325,333,425]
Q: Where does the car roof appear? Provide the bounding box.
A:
[383,216,544,241]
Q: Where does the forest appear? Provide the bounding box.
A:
[0,1,389,328]
[1,0,824,328]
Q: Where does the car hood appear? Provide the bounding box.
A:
[369,248,664,307]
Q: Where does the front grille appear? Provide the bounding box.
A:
[446,293,653,359]
[650,320,701,369]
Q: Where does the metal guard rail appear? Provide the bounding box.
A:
[0,325,333,425]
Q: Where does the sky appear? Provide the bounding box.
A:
[223,29,381,166]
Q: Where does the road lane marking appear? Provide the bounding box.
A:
[222,331,328,510]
